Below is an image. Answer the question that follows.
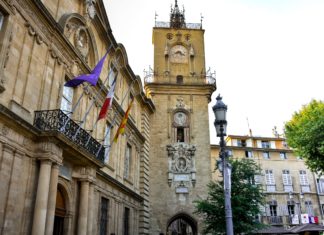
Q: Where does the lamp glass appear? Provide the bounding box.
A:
[215,108,227,122]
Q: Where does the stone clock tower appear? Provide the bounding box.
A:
[144,1,216,234]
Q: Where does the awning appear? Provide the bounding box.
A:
[254,225,290,234]
[288,223,324,233]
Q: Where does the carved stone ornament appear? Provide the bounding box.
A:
[176,96,185,108]
[86,0,96,19]
[74,26,89,58]
[166,143,196,189]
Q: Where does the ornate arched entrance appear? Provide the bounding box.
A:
[167,213,197,235]
[53,186,66,235]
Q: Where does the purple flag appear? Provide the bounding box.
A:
[65,46,111,87]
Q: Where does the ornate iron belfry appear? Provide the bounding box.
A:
[170,0,186,28]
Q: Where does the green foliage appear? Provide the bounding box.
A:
[285,100,324,173]
[194,158,266,234]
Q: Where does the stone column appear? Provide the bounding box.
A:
[78,180,89,235]
[87,183,94,235]
[45,164,60,235]
[31,160,52,235]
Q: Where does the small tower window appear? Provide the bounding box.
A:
[176,128,184,142]
[176,75,183,84]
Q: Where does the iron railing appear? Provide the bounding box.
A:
[34,109,104,162]
[155,21,202,29]
[262,216,283,225]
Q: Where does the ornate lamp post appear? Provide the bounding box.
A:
[213,94,234,235]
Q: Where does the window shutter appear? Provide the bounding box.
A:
[265,205,271,216]
[299,170,309,185]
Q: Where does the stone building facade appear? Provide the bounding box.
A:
[144,2,216,234]
[211,134,324,228]
[0,0,154,234]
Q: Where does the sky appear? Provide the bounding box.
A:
[104,0,324,144]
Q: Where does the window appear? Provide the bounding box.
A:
[287,204,295,216]
[123,207,130,235]
[245,150,253,158]
[237,139,246,147]
[299,170,310,192]
[108,63,117,87]
[176,127,184,142]
[265,170,276,192]
[283,141,288,148]
[317,178,324,194]
[282,170,293,192]
[305,201,313,215]
[0,12,4,31]
[124,144,131,179]
[60,85,74,114]
[254,175,262,185]
[270,205,277,216]
[261,141,270,148]
[176,75,183,84]
[104,125,111,164]
[100,198,109,235]
[280,152,287,160]
[321,204,324,216]
[263,151,270,159]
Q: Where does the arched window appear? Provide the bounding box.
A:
[176,75,183,84]
[60,79,74,115]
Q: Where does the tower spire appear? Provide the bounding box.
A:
[170,0,186,28]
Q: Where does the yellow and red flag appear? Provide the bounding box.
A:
[113,97,134,142]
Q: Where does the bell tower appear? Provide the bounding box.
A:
[145,1,216,234]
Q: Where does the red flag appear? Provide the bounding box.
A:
[98,77,117,120]
[113,97,134,142]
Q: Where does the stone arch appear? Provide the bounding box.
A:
[54,179,73,235]
[58,13,98,68]
[166,212,198,235]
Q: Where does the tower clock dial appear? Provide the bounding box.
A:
[170,45,188,63]
[174,112,187,126]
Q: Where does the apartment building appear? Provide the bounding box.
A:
[211,134,324,228]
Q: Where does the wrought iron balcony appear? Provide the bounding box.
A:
[262,216,283,225]
[33,109,104,162]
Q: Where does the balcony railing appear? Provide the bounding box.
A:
[283,185,293,192]
[266,184,276,192]
[301,184,311,192]
[144,73,216,86]
[262,216,283,225]
[155,21,202,29]
[34,109,104,162]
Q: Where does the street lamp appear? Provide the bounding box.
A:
[213,94,234,235]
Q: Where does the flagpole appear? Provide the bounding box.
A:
[84,75,117,146]
[71,68,117,140]
[95,79,137,158]
[61,45,113,131]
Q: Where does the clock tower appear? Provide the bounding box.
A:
[144,1,216,234]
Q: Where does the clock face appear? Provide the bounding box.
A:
[174,112,187,126]
[170,45,188,64]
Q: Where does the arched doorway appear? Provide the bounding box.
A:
[53,187,66,235]
[167,213,197,235]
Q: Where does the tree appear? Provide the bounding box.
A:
[285,100,324,173]
[194,158,265,234]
